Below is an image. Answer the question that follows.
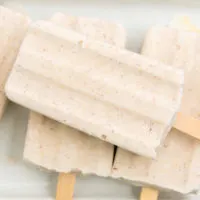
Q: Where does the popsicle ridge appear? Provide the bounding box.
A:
[6,20,184,158]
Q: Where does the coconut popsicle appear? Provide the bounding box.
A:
[5,20,183,158]
[112,131,200,194]
[25,111,114,176]
[112,18,200,194]
[0,6,29,119]
[23,13,126,176]
[51,12,126,48]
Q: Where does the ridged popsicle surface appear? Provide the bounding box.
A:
[6,21,183,158]
[0,6,29,119]
[24,13,126,176]
[112,25,200,193]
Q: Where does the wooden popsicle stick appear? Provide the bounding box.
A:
[140,187,159,200]
[173,112,200,140]
[56,173,76,200]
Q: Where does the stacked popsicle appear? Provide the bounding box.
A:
[1,4,200,200]
[24,12,126,177]
[0,6,29,119]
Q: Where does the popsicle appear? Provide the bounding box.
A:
[51,12,126,48]
[5,20,184,158]
[25,111,114,176]
[112,131,200,194]
[24,13,126,176]
[25,14,126,200]
[112,17,200,196]
[0,6,29,119]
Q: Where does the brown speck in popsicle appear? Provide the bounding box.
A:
[101,134,107,140]
[164,143,168,148]
[176,44,180,50]
[79,40,83,46]
[149,121,153,132]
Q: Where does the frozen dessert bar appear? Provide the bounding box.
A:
[25,112,114,176]
[112,18,200,194]
[142,25,200,119]
[0,6,29,119]
[112,131,200,193]
[51,12,126,48]
[24,13,126,176]
[5,20,183,158]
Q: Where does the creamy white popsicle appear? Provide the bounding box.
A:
[5,20,183,158]
[51,12,126,48]
[0,6,29,119]
[112,17,200,194]
[23,13,126,176]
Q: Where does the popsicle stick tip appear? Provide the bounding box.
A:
[173,112,200,140]
[140,187,159,200]
[56,173,76,200]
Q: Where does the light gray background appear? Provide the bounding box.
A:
[1,0,200,199]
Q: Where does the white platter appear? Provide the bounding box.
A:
[1,0,200,199]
